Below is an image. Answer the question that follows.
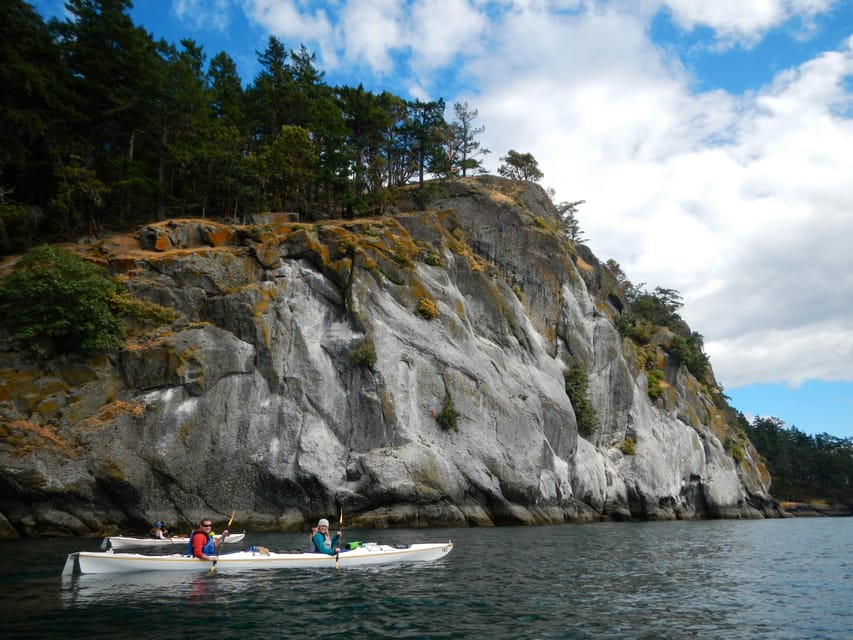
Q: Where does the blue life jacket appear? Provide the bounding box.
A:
[187,530,215,557]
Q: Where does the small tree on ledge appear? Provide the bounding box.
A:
[497,149,544,182]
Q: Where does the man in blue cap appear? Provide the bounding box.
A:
[150,521,167,539]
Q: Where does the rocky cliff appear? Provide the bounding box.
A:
[0,176,780,537]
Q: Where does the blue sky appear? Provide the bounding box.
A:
[31,0,853,439]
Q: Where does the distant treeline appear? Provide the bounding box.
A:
[742,416,853,504]
[1,0,491,253]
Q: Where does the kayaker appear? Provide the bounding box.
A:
[311,518,341,555]
[149,521,167,539]
[189,518,230,562]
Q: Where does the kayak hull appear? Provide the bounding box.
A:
[63,542,453,575]
[104,533,246,550]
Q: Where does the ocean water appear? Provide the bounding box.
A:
[1,517,850,639]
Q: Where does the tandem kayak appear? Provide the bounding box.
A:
[103,533,246,550]
[63,541,453,575]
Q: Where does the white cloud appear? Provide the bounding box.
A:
[661,0,837,45]
[173,0,231,32]
[337,0,407,73]
[241,0,336,63]
[409,0,488,71]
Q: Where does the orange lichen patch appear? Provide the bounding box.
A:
[354,250,377,270]
[575,256,593,272]
[468,255,486,272]
[417,296,439,319]
[84,400,145,426]
[2,419,80,459]
[154,232,172,252]
[207,228,233,247]
[252,283,278,317]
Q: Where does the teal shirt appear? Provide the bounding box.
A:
[312,531,340,555]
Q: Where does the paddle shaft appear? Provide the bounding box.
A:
[335,509,343,569]
[211,510,236,572]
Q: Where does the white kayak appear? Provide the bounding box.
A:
[103,533,246,550]
[63,541,453,575]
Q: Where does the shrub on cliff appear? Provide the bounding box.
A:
[564,358,598,436]
[348,339,377,369]
[0,245,174,357]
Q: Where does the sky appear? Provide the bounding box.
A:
[32,0,853,439]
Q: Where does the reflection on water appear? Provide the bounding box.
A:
[2,519,851,639]
[61,570,214,607]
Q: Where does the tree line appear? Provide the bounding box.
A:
[742,416,852,504]
[1,0,508,254]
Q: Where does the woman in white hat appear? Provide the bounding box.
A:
[311,518,341,555]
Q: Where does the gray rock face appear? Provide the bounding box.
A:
[0,177,778,536]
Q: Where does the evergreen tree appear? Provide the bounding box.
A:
[53,0,163,225]
[247,36,292,147]
[379,92,416,187]
[155,39,211,219]
[407,99,447,187]
[338,84,393,212]
[0,0,73,248]
[498,149,543,181]
[556,200,586,243]
[450,102,489,177]
[206,52,247,218]
[208,52,245,130]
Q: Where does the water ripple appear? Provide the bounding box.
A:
[0,519,850,639]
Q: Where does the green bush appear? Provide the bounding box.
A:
[348,339,376,369]
[564,358,598,436]
[668,333,709,380]
[647,368,664,400]
[0,245,174,357]
[619,437,636,455]
[435,393,461,431]
[616,285,709,380]
[0,245,124,356]
[725,438,745,463]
